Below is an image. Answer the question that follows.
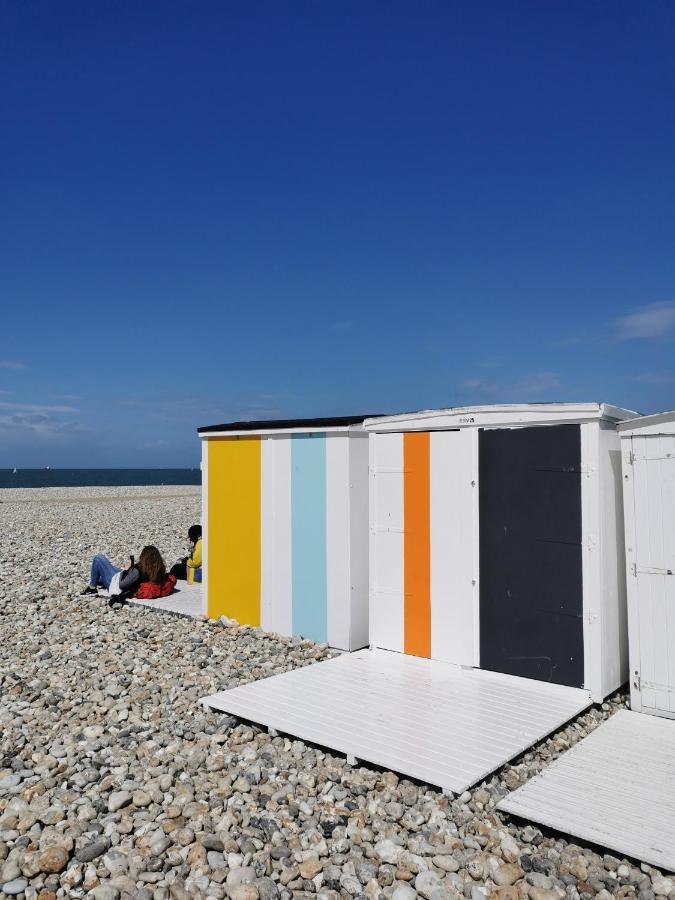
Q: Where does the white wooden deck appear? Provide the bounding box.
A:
[201,648,591,794]
[498,710,675,871]
[128,581,203,618]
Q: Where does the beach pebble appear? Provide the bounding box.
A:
[75,838,110,862]
[108,790,132,812]
[0,486,650,900]
[2,878,29,896]
[37,846,69,873]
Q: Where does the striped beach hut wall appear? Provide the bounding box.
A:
[364,403,634,701]
[198,416,372,651]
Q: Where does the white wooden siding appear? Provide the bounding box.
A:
[598,423,628,698]
[370,433,404,653]
[200,437,208,615]
[629,435,675,716]
[326,435,351,650]
[349,436,370,650]
[261,436,293,637]
[260,436,276,633]
[580,422,602,700]
[430,429,477,666]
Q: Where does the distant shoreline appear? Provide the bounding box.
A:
[0,484,201,503]
[0,468,201,489]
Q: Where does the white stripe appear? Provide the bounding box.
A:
[430,429,477,666]
[271,436,293,636]
[348,436,370,650]
[326,435,351,650]
[260,437,292,636]
[260,437,275,632]
[370,432,404,653]
[201,438,208,616]
[581,422,602,700]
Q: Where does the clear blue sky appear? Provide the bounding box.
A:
[1,1,674,467]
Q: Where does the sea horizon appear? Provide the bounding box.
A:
[0,468,201,489]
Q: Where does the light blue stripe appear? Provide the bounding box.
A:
[291,434,327,643]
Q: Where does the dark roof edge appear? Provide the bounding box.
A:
[198,415,384,434]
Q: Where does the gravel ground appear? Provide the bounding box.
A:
[0,487,671,900]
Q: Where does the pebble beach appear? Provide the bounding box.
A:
[0,487,671,900]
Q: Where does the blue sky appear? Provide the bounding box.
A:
[1,1,674,467]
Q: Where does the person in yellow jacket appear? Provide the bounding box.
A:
[170,525,202,581]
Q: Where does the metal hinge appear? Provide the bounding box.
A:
[635,564,674,576]
[628,450,635,465]
[632,671,640,692]
[631,562,637,577]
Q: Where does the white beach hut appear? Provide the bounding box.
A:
[198,415,372,651]
[202,402,638,796]
[619,410,675,718]
[364,402,634,700]
[494,410,675,871]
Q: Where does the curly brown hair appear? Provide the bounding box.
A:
[137,545,167,584]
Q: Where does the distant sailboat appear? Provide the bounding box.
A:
[12,467,17,474]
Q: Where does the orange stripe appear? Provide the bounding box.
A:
[403,431,431,658]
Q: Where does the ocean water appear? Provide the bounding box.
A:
[0,469,201,489]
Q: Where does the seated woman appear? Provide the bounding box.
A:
[170,524,202,581]
[82,545,176,600]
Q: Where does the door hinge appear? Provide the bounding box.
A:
[632,671,640,692]
[635,564,673,576]
[628,450,635,465]
[631,562,637,577]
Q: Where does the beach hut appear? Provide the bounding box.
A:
[494,409,675,869]
[619,411,675,718]
[198,416,372,651]
[364,402,634,701]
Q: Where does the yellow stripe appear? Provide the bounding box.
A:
[207,437,261,624]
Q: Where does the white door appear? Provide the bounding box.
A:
[369,429,478,665]
[627,434,675,718]
[370,432,405,653]
[430,428,477,666]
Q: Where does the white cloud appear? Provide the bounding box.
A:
[0,360,27,370]
[631,372,675,385]
[478,359,503,369]
[0,401,83,438]
[462,377,497,394]
[512,372,561,395]
[461,372,561,400]
[613,302,675,341]
[113,392,294,427]
[0,402,77,414]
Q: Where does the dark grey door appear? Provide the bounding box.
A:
[479,425,584,687]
